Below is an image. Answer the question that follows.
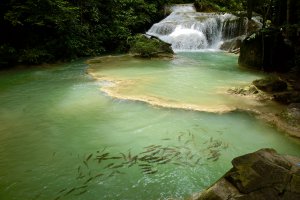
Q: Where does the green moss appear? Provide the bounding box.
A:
[129,34,173,58]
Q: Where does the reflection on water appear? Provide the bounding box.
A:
[0,54,299,200]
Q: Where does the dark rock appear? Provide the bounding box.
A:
[227,149,291,193]
[252,77,287,93]
[193,149,300,200]
[238,28,294,72]
[273,92,300,104]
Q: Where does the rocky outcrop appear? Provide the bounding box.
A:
[192,148,300,200]
[238,28,294,72]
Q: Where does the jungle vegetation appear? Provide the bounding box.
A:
[0,0,299,67]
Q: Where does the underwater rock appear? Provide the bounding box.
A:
[191,148,300,200]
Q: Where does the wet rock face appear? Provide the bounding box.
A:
[193,148,300,200]
[238,28,294,72]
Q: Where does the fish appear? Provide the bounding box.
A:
[84,177,94,184]
[104,163,114,169]
[128,151,132,160]
[171,162,186,167]
[86,153,93,161]
[144,144,156,149]
[107,156,122,160]
[153,157,167,162]
[184,140,191,145]
[151,150,161,156]
[54,196,62,200]
[97,152,109,158]
[140,148,156,154]
[77,166,81,173]
[76,174,85,180]
[83,161,89,169]
[93,173,104,178]
[120,153,127,161]
[111,164,124,169]
[57,188,67,194]
[128,161,136,167]
[212,157,219,162]
[141,166,152,171]
[107,171,116,178]
[182,162,195,167]
[162,138,171,140]
[99,146,107,153]
[158,158,172,164]
[114,170,126,175]
[76,185,88,189]
[178,135,182,141]
[162,147,176,152]
[172,152,181,157]
[139,155,151,161]
[144,169,158,174]
[186,150,192,156]
[195,158,201,164]
[64,188,76,196]
[138,163,152,167]
[131,155,138,162]
[75,189,88,196]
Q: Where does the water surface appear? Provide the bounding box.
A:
[0,53,299,200]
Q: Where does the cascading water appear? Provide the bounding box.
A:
[146,4,260,52]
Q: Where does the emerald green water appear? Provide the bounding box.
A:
[0,52,299,200]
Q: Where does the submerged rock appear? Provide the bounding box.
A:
[191,148,300,200]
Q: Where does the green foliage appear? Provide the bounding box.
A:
[0,0,168,67]
[194,0,245,12]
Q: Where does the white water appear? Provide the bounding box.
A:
[147,4,258,52]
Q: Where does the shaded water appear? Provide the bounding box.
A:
[0,53,300,200]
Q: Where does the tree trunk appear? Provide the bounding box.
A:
[287,0,291,25]
[247,0,253,20]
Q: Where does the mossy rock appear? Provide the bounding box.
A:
[129,34,173,58]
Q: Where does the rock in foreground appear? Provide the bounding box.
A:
[192,148,300,200]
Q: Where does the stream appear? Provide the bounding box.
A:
[0,52,299,200]
[1,4,300,200]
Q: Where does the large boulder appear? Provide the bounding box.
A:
[129,34,173,58]
[193,148,300,200]
[238,28,294,72]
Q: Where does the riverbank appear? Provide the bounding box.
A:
[227,71,300,138]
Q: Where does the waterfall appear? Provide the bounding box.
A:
[146,4,259,52]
